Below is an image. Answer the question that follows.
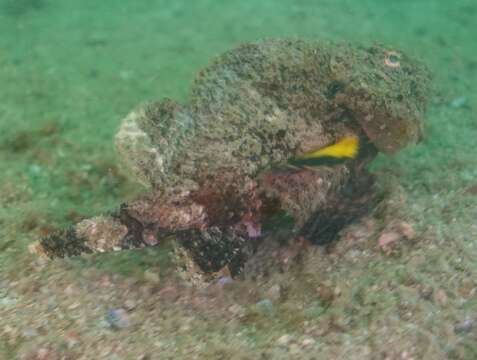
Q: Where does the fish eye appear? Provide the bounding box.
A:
[384,51,401,68]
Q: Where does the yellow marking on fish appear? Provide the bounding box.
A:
[299,136,359,160]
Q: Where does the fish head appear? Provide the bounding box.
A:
[328,43,430,154]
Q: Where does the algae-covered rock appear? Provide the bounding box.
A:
[41,39,430,275]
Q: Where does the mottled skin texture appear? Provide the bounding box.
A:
[42,39,429,275]
[117,39,428,191]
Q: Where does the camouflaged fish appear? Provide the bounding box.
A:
[40,39,430,275]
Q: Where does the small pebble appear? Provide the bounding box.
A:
[157,286,179,301]
[396,221,416,240]
[0,296,17,307]
[99,275,112,288]
[143,269,160,284]
[419,285,433,300]
[458,278,475,298]
[109,355,124,360]
[302,338,315,347]
[64,284,79,296]
[217,276,233,287]
[464,184,477,195]
[68,302,80,310]
[454,318,474,334]
[255,299,273,314]
[277,334,293,346]
[433,289,448,307]
[28,164,42,176]
[64,330,80,348]
[105,308,130,329]
[22,327,38,338]
[266,284,282,302]
[318,284,335,305]
[450,96,467,108]
[124,299,136,311]
[228,304,245,317]
[378,231,402,254]
[289,343,300,354]
[31,348,57,360]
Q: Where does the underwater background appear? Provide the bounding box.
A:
[0,0,476,358]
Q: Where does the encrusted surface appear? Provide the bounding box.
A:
[42,39,429,273]
[116,39,429,191]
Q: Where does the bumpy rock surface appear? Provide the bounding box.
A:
[41,39,430,275]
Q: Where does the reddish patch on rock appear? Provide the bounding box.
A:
[127,191,207,231]
[191,176,261,228]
